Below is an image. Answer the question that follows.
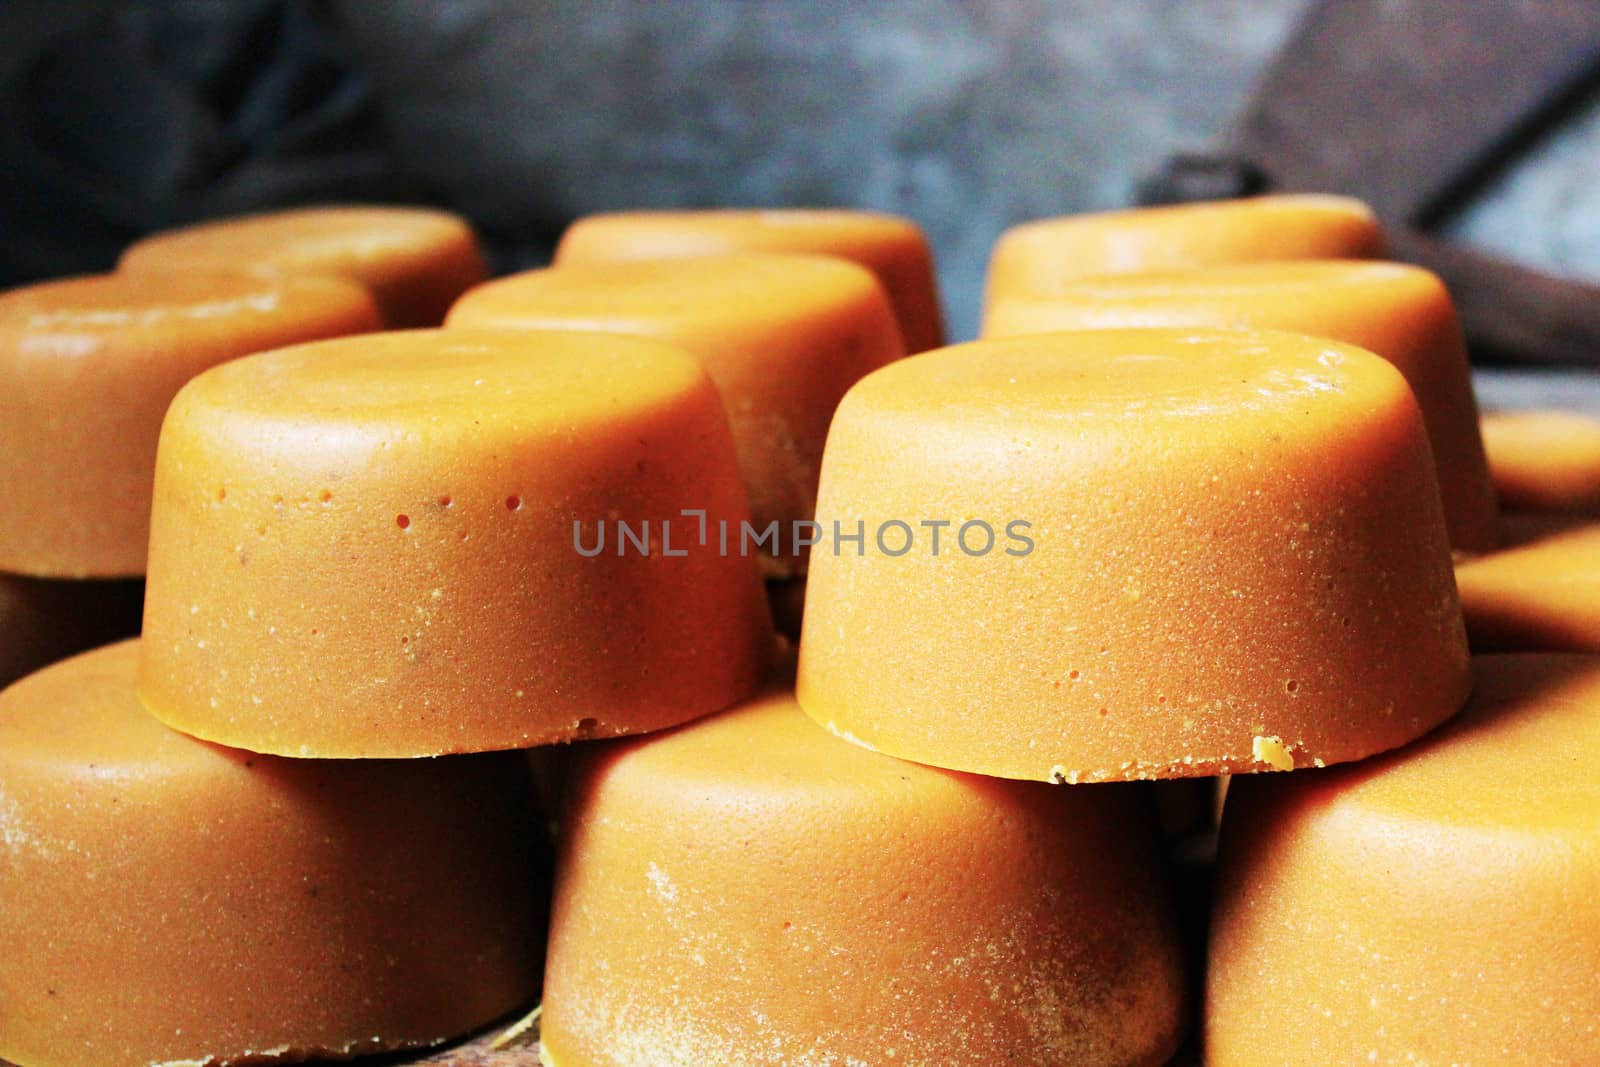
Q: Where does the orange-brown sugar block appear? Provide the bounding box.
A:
[0,641,545,1067]
[0,574,143,689]
[984,193,1383,311]
[984,261,1498,553]
[1457,520,1600,651]
[1209,653,1600,1065]
[541,688,1187,1067]
[446,255,904,576]
[120,205,488,328]
[796,329,1469,781]
[1481,407,1600,515]
[138,330,772,757]
[554,208,945,352]
[0,271,379,578]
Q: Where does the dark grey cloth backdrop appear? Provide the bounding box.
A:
[5,0,1600,344]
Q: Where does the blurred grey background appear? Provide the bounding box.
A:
[5,0,1600,368]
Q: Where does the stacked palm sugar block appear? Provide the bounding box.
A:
[0,208,559,1067]
[794,328,1468,780]
[0,641,546,1065]
[542,679,1188,1066]
[118,206,490,329]
[0,265,382,689]
[1482,408,1600,517]
[962,194,1597,1063]
[554,208,946,354]
[981,260,1497,554]
[1207,653,1600,1063]
[446,251,907,640]
[0,205,495,689]
[989,192,1383,281]
[537,208,945,641]
[137,328,772,756]
[4,193,1600,1067]
[1448,408,1600,651]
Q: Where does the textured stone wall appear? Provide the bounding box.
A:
[330,0,1600,345]
[331,0,1309,338]
[7,0,1600,349]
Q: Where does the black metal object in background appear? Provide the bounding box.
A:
[1145,0,1600,370]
